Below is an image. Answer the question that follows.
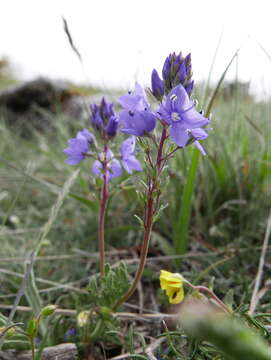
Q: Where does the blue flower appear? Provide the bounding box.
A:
[119,82,149,112]
[158,84,209,154]
[119,83,156,136]
[119,110,156,136]
[120,136,143,174]
[63,129,94,165]
[64,328,77,341]
[92,149,122,181]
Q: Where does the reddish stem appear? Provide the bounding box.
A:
[156,125,168,171]
[113,182,155,310]
[189,284,231,314]
[99,147,109,277]
[112,126,168,310]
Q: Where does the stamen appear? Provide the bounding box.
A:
[193,99,199,107]
[129,110,134,116]
[171,112,180,121]
[170,94,177,101]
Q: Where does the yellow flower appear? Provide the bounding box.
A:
[0,326,15,337]
[160,270,185,304]
[77,311,90,327]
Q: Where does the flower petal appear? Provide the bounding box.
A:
[121,128,144,136]
[194,141,207,155]
[167,84,191,112]
[119,110,156,136]
[122,156,143,174]
[64,155,84,165]
[160,270,185,304]
[168,287,184,304]
[189,128,208,140]
[119,82,149,112]
[120,136,136,158]
[170,122,189,147]
[160,270,175,280]
[181,107,209,128]
[92,160,102,176]
[110,159,123,178]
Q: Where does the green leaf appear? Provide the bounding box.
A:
[26,318,38,337]
[69,193,97,211]
[134,214,144,228]
[224,289,234,310]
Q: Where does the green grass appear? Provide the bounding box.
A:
[0,80,271,358]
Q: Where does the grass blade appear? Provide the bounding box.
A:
[0,252,35,349]
[173,50,239,256]
[24,169,80,336]
[35,168,80,254]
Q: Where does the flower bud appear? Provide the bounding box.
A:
[176,62,187,84]
[162,56,171,81]
[0,326,16,337]
[106,116,119,137]
[77,311,90,327]
[90,98,118,139]
[90,104,102,130]
[185,80,194,96]
[40,305,58,317]
[99,306,112,320]
[151,69,164,101]
[161,51,194,97]
[26,318,38,337]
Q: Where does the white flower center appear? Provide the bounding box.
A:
[170,94,177,101]
[171,112,180,122]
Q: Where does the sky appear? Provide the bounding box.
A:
[1,0,271,97]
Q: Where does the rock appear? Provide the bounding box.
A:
[0,78,83,136]
[0,343,78,360]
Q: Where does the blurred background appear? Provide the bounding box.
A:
[0,0,271,97]
[0,2,271,350]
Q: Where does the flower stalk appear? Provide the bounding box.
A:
[188,284,231,314]
[98,146,109,277]
[160,270,231,313]
[113,126,168,310]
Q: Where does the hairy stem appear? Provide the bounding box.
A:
[189,284,231,314]
[156,126,168,171]
[112,126,168,310]
[99,147,109,278]
[113,182,155,310]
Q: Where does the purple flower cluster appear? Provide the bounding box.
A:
[118,83,209,154]
[92,149,123,182]
[90,98,119,139]
[63,129,94,165]
[158,84,209,152]
[151,52,194,101]
[64,51,210,176]
[160,52,194,96]
[92,136,142,182]
[63,94,143,181]
[120,136,143,174]
[64,126,142,181]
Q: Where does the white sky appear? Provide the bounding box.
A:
[1,0,271,97]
